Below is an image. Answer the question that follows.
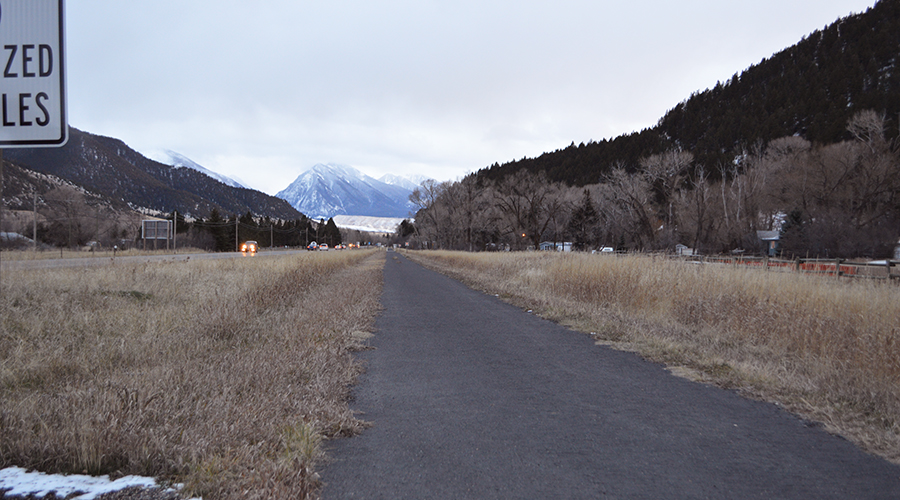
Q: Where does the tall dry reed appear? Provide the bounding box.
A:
[1,250,384,499]
[407,250,900,462]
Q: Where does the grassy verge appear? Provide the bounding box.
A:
[404,250,900,464]
[0,247,211,261]
[1,250,384,499]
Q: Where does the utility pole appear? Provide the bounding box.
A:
[270,225,274,249]
[173,210,177,254]
[1,149,4,279]
[33,192,37,252]
[235,216,239,252]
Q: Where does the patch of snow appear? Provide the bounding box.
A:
[0,467,197,500]
[0,232,34,243]
[378,174,432,191]
[143,149,246,189]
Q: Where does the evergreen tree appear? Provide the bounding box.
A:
[165,211,189,234]
[225,213,238,252]
[239,211,259,244]
[205,208,231,252]
[397,219,416,238]
[566,189,600,250]
[322,218,342,247]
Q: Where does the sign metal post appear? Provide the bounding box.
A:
[0,0,67,276]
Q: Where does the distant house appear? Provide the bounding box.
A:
[675,244,694,256]
[540,241,573,252]
[757,230,780,257]
[895,239,900,260]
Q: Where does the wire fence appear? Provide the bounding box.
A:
[674,254,899,281]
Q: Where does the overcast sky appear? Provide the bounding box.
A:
[65,1,877,195]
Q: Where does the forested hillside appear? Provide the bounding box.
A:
[407,1,900,258]
[477,0,900,185]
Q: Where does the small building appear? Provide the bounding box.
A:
[540,241,573,252]
[757,230,780,257]
[894,239,900,260]
[675,244,694,256]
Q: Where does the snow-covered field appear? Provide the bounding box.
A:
[333,215,406,234]
[0,467,195,499]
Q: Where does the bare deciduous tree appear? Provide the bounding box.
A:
[603,165,658,250]
[409,179,448,248]
[492,170,565,249]
[675,165,718,253]
[640,150,693,246]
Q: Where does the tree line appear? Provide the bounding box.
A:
[173,209,342,252]
[9,204,342,252]
[406,111,900,259]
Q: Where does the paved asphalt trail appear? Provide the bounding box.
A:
[321,252,900,499]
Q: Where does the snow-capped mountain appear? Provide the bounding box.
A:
[145,149,246,189]
[7,128,302,220]
[276,163,425,219]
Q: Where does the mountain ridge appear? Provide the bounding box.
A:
[144,149,247,189]
[276,163,421,219]
[5,128,302,220]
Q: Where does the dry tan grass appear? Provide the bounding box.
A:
[0,250,384,499]
[1,247,210,261]
[405,250,900,463]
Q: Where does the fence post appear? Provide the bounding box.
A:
[835,258,844,277]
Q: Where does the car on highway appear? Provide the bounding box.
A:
[319,243,329,251]
[307,241,318,251]
[241,240,258,253]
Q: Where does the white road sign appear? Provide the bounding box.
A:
[0,0,67,147]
